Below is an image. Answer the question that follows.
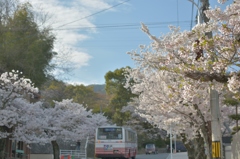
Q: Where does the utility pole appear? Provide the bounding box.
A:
[199,0,222,158]
[189,0,222,158]
[210,89,222,159]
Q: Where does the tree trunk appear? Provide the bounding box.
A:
[192,104,212,159]
[200,124,212,159]
[195,132,207,159]
[0,126,10,159]
[185,139,207,159]
[181,133,207,159]
[0,138,6,159]
[181,134,195,159]
[51,140,60,159]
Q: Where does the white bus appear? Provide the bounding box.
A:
[95,126,138,159]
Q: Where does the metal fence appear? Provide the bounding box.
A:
[59,150,85,159]
[60,136,89,159]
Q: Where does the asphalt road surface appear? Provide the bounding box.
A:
[136,153,169,159]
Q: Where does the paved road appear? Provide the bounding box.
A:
[94,152,188,159]
[136,153,169,159]
[169,152,188,159]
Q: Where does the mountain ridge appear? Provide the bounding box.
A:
[89,84,106,94]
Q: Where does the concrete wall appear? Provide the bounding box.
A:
[30,154,53,159]
[231,131,240,159]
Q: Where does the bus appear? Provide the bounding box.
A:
[95,126,137,159]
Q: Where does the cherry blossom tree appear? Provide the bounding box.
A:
[125,1,240,159]
[19,99,109,159]
[6,98,108,159]
[0,71,109,159]
[0,70,39,158]
[125,69,235,159]
[5,99,51,144]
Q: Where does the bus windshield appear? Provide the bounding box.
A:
[97,127,123,140]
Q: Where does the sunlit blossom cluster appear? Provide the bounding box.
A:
[0,71,39,110]
[228,73,240,94]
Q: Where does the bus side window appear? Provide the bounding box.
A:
[114,132,118,138]
[126,130,132,141]
[130,132,133,141]
[109,133,114,139]
[125,130,127,141]
[118,134,122,138]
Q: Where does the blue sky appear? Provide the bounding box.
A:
[21,0,233,85]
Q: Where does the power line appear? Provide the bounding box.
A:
[0,0,133,46]
[1,20,193,31]
[56,0,131,29]
[0,20,193,49]
[53,20,193,31]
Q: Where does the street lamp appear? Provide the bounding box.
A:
[188,0,203,24]
[168,122,176,159]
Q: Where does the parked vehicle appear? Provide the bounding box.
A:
[145,143,158,154]
[167,142,187,152]
[176,144,187,152]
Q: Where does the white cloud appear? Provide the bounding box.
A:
[19,0,128,84]
[65,80,90,86]
[55,30,90,46]
[69,49,92,68]
[19,0,114,69]
[77,0,112,10]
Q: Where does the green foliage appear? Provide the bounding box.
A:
[0,1,56,87]
[89,84,106,94]
[136,133,146,149]
[229,114,240,120]
[224,95,240,134]
[138,133,166,149]
[64,84,108,110]
[129,121,166,149]
[153,135,166,148]
[41,79,109,111]
[232,126,240,135]
[112,109,131,126]
[104,67,167,147]
[224,98,239,106]
[41,79,67,106]
[104,67,137,125]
